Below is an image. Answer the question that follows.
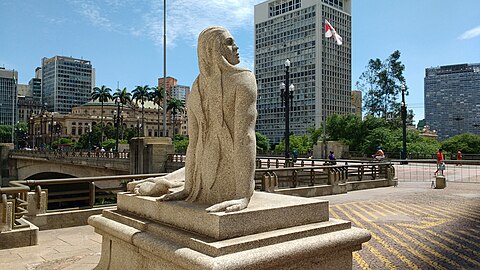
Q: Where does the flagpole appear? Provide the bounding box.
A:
[162,0,167,137]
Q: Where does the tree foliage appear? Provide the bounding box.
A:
[441,133,480,154]
[255,132,270,152]
[356,50,408,119]
[172,134,189,153]
[325,114,440,155]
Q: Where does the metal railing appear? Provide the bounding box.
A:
[393,159,480,183]
[9,149,130,159]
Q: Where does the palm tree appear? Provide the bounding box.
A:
[91,85,112,143]
[166,97,185,137]
[149,86,164,137]
[132,85,150,137]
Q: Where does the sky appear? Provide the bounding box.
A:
[1,0,479,125]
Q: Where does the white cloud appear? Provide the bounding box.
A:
[70,0,115,31]
[144,0,261,47]
[68,0,264,48]
[459,25,480,40]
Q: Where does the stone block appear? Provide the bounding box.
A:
[26,191,47,217]
[435,176,446,189]
[89,192,371,269]
[0,218,38,249]
[0,201,13,232]
[117,191,329,240]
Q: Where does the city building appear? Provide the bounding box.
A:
[0,67,18,126]
[158,77,190,137]
[28,99,165,148]
[351,90,362,118]
[17,83,30,97]
[254,0,352,143]
[29,67,42,101]
[41,56,95,114]
[18,96,42,123]
[424,63,480,140]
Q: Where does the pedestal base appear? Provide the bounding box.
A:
[89,192,370,270]
[435,176,446,189]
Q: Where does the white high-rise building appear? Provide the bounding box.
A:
[41,56,95,114]
[0,68,18,126]
[254,0,352,143]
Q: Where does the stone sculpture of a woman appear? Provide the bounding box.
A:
[132,26,257,213]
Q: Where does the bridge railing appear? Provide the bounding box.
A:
[254,161,395,191]
[9,149,130,159]
[0,173,166,232]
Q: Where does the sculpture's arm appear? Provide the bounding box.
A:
[233,71,257,200]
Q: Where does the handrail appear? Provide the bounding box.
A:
[1,173,168,229]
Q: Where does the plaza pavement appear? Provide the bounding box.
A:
[1,176,479,269]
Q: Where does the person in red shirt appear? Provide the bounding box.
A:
[434,148,445,176]
[456,149,463,166]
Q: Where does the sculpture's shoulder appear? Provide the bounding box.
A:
[229,69,257,93]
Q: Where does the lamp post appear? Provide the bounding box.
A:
[280,59,294,159]
[50,114,54,149]
[136,116,140,137]
[400,84,408,164]
[114,98,121,153]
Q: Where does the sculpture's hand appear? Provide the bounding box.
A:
[205,197,250,213]
[157,190,188,202]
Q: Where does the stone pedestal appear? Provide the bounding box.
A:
[435,175,446,189]
[129,137,174,174]
[89,192,370,269]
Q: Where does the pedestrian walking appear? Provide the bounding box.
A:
[434,148,445,176]
[456,149,463,166]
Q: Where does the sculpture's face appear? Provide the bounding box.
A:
[222,35,240,65]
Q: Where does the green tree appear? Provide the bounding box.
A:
[274,134,313,156]
[356,50,407,119]
[132,85,151,136]
[441,133,480,154]
[91,85,112,143]
[172,134,189,153]
[0,125,12,143]
[166,97,185,137]
[255,132,270,152]
[149,86,165,137]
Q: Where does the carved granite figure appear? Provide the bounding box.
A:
[131,26,257,212]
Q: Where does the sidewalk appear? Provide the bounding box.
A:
[0,226,101,270]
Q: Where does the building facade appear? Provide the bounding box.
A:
[41,56,95,114]
[158,77,190,137]
[0,68,18,126]
[28,100,166,148]
[351,90,362,118]
[254,0,352,143]
[424,63,480,140]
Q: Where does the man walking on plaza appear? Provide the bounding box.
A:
[434,148,445,176]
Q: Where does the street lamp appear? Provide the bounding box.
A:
[114,98,121,153]
[400,84,408,164]
[50,114,54,149]
[280,59,294,159]
[136,116,140,137]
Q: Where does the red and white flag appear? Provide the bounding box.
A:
[325,19,343,45]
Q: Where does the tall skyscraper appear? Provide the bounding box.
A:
[254,0,352,143]
[425,63,480,140]
[41,56,95,114]
[0,67,17,126]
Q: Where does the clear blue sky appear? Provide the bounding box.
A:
[1,0,479,124]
